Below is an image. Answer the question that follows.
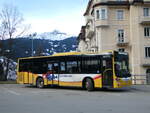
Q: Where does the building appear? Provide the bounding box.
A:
[78,0,150,84]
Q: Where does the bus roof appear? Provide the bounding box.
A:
[18,50,115,60]
[52,50,115,56]
[52,51,81,56]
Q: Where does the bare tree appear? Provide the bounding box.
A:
[0,4,30,81]
[0,4,25,39]
[0,4,30,54]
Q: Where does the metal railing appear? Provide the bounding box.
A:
[132,75,150,85]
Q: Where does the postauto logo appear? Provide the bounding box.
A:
[46,74,57,81]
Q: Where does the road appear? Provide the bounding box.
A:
[0,84,150,113]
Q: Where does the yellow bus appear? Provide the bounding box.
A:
[17,50,132,91]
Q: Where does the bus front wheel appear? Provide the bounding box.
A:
[85,78,94,91]
[36,77,44,88]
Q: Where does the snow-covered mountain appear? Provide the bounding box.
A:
[1,36,77,61]
[35,30,75,40]
[0,30,77,81]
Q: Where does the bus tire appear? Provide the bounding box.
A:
[85,78,94,91]
[36,77,44,88]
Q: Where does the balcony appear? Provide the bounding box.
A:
[86,16,94,22]
[95,0,129,3]
[133,0,143,3]
[116,38,129,47]
[144,0,150,2]
[93,0,130,6]
[95,0,107,3]
[86,27,95,39]
[139,16,150,25]
[117,42,129,47]
[95,19,109,27]
[142,64,150,67]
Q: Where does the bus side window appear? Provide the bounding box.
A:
[19,62,24,72]
[77,61,81,73]
[19,62,30,72]
[31,62,47,74]
[60,62,66,73]
[53,63,59,73]
[66,61,78,74]
[48,64,53,71]
[103,59,112,69]
[66,62,72,73]
[103,60,106,67]
[81,58,100,74]
[42,63,47,73]
[71,61,78,73]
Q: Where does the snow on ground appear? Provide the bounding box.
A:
[0,56,17,80]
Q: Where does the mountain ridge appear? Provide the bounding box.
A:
[1,36,77,61]
[31,30,76,41]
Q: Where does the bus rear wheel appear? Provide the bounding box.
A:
[36,78,44,88]
[85,78,94,91]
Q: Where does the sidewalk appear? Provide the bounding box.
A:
[131,85,150,92]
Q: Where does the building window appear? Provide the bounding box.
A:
[145,47,150,58]
[118,48,125,52]
[117,10,124,20]
[144,27,150,37]
[143,8,149,17]
[117,29,124,43]
[101,9,107,20]
[146,69,150,85]
[96,8,107,20]
[96,10,100,19]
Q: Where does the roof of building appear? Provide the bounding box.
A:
[84,0,150,16]
[84,0,93,16]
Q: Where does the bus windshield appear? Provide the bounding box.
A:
[115,53,131,78]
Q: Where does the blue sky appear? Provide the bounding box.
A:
[0,0,89,35]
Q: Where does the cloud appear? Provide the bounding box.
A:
[25,12,85,36]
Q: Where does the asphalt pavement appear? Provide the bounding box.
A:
[0,84,150,113]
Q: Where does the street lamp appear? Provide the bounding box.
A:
[29,33,37,57]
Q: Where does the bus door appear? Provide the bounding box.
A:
[47,62,59,85]
[23,62,32,84]
[28,71,33,84]
[102,57,113,88]
[28,62,34,84]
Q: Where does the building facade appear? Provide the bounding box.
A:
[78,0,150,84]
